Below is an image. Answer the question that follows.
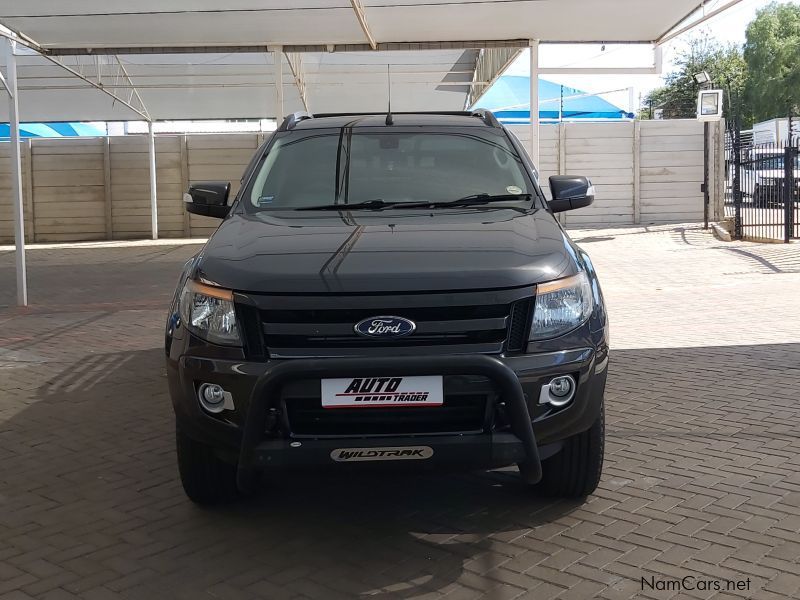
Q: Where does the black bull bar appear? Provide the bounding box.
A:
[237,354,542,491]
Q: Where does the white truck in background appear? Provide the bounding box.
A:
[752,117,796,145]
[729,118,800,207]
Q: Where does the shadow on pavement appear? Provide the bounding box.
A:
[570,235,615,244]
[1,348,578,599]
[1,342,798,598]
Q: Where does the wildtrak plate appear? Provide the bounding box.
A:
[330,446,434,462]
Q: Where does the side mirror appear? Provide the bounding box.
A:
[184,181,231,219]
[548,176,595,213]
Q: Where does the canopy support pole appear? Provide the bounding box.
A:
[529,40,539,167]
[148,120,158,240]
[3,38,27,306]
[273,46,284,120]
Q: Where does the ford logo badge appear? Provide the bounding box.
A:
[354,316,416,338]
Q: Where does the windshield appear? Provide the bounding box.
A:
[246,128,534,210]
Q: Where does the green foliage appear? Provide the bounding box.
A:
[641,2,800,126]
[743,1,800,122]
[641,34,747,122]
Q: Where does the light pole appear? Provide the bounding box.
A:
[695,71,712,229]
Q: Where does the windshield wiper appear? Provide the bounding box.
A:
[296,193,532,211]
[402,193,532,209]
[296,199,401,211]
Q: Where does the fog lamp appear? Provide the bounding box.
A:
[538,375,576,407]
[198,383,233,414]
[549,376,574,398]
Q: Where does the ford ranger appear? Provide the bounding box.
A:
[165,110,609,505]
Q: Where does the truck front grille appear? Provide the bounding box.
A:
[238,288,534,359]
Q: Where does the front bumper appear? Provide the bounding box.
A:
[168,341,607,490]
[251,432,528,470]
[238,355,540,490]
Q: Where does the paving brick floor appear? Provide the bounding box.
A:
[0,225,799,600]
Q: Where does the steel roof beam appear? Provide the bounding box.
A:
[35,40,662,56]
[14,81,488,91]
[0,23,43,54]
[657,0,746,45]
[349,0,377,50]
[0,26,151,119]
[114,56,151,120]
[37,54,150,120]
[284,51,309,112]
[37,39,533,56]
[466,47,522,109]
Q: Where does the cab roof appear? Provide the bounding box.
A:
[280,111,502,131]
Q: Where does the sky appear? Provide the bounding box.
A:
[502,0,800,112]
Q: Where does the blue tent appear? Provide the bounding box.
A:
[0,122,106,138]
[473,75,632,123]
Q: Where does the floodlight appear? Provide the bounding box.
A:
[694,71,711,85]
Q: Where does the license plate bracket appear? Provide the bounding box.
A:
[321,375,444,408]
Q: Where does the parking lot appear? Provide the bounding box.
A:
[1,224,799,600]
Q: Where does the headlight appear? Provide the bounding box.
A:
[178,279,241,346]
[530,272,593,340]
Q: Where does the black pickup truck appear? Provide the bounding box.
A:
[165,111,609,505]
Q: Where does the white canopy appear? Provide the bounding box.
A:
[0,0,727,121]
[0,49,480,121]
[1,1,707,50]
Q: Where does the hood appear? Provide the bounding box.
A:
[195,208,578,294]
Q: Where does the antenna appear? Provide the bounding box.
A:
[385,64,393,125]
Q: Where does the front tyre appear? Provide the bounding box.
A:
[535,405,604,498]
[176,425,240,505]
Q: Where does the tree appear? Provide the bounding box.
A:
[743,2,800,122]
[641,34,748,122]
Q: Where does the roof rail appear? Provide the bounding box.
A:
[308,111,502,128]
[278,111,314,131]
[470,108,501,128]
[311,111,465,119]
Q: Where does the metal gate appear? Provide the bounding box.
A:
[726,124,799,242]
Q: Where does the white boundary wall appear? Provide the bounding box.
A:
[0,133,265,242]
[509,119,724,227]
[1,121,722,243]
